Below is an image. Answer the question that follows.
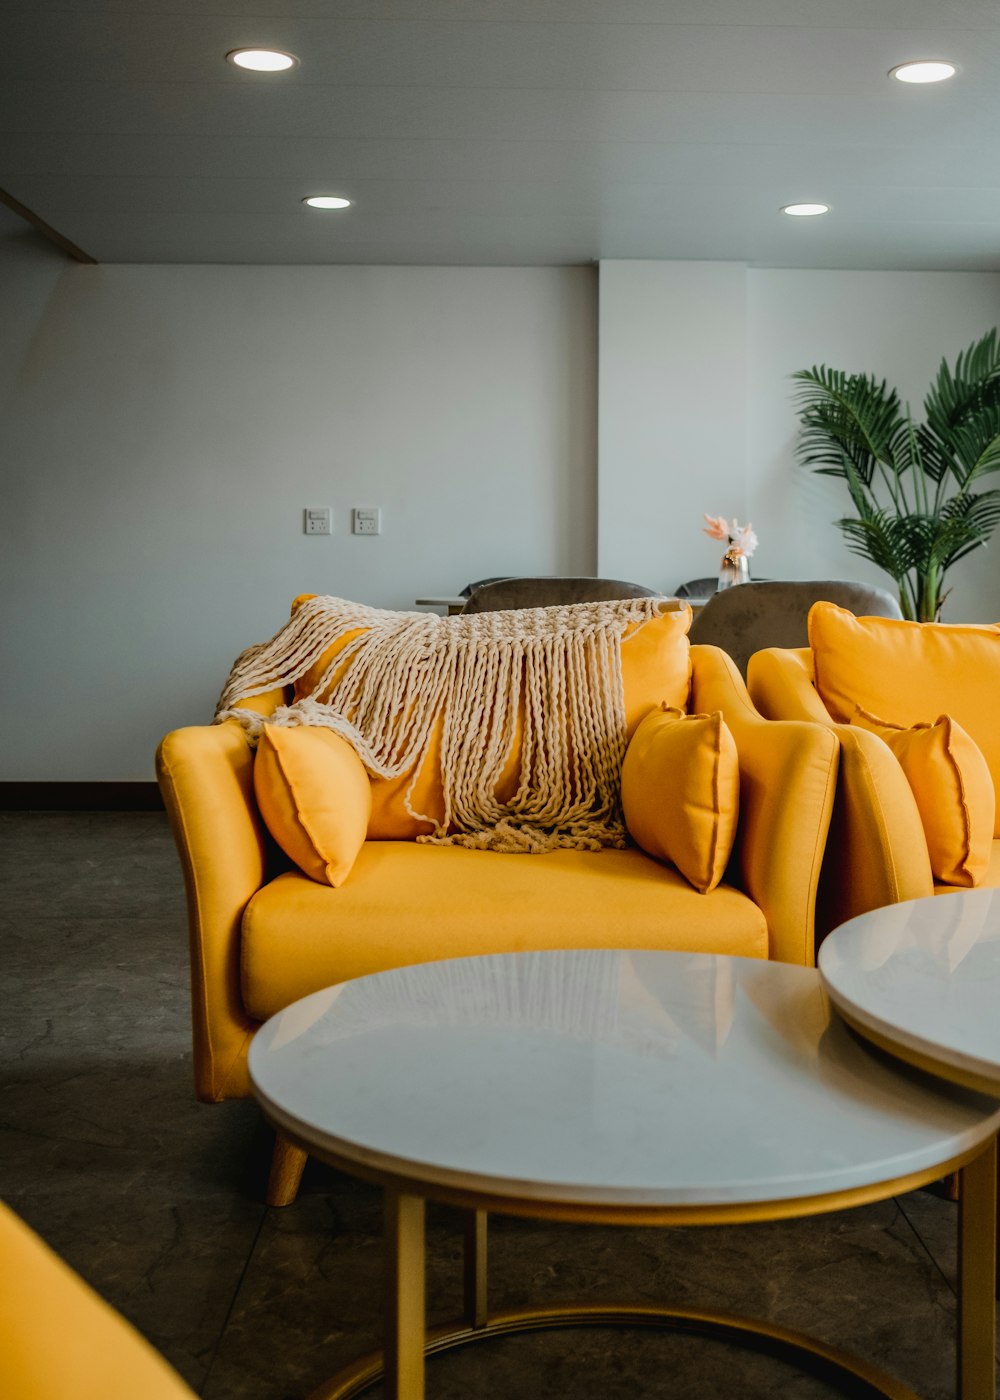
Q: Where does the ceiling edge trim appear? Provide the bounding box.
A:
[0,187,97,265]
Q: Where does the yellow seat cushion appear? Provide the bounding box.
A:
[852,708,995,887]
[621,706,739,894]
[240,844,768,1020]
[289,595,693,840]
[809,602,1000,835]
[253,726,372,887]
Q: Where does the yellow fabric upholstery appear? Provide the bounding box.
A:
[240,845,768,1021]
[290,595,693,840]
[253,726,372,886]
[156,721,264,1101]
[748,644,969,934]
[940,840,1000,893]
[852,707,994,887]
[158,638,838,1104]
[621,705,739,894]
[0,1201,196,1400]
[691,645,839,967]
[809,602,1000,836]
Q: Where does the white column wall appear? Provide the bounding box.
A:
[747,268,1000,622]
[597,261,1000,620]
[597,261,748,593]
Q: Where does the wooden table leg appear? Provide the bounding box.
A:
[266,1130,308,1207]
[384,1191,426,1400]
[958,1135,997,1400]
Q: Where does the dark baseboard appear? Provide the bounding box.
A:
[0,782,164,811]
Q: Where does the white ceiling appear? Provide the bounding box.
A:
[3,0,1000,268]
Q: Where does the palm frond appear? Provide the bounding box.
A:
[923,405,1000,491]
[923,328,1000,429]
[835,510,915,581]
[938,490,1000,565]
[791,368,903,488]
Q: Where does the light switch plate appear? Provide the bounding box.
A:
[304,507,332,535]
[353,507,381,536]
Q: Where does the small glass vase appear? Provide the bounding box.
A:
[718,549,750,590]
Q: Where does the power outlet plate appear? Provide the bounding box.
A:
[353,507,381,536]
[304,507,332,536]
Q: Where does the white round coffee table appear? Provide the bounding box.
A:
[819,888,1000,1096]
[249,949,1000,1400]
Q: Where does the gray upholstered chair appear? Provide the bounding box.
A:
[688,580,903,677]
[462,576,659,613]
[673,576,718,600]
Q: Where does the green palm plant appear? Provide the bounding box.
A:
[792,328,1000,621]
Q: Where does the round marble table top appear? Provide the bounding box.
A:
[249,950,1000,1211]
[819,888,1000,1095]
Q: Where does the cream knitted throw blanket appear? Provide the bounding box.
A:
[216,593,674,854]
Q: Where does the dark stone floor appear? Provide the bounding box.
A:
[0,811,988,1398]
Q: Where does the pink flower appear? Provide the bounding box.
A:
[704,514,758,558]
[733,522,758,557]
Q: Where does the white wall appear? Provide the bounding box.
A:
[0,229,67,416]
[6,250,1000,783]
[2,262,597,780]
[596,261,1000,618]
[747,269,1000,622]
[597,261,748,593]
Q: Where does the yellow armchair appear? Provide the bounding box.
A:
[748,646,934,937]
[157,643,838,1203]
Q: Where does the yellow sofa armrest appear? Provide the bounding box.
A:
[690,645,838,966]
[156,720,268,1101]
[745,646,830,722]
[747,647,934,935]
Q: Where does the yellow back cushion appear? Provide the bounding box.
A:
[809,602,1000,836]
[620,705,739,894]
[291,596,692,838]
[852,707,995,887]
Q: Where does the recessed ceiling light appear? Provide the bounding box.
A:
[890,60,957,84]
[303,196,353,210]
[227,49,299,72]
[781,203,830,217]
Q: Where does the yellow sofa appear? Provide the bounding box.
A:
[748,605,1000,939]
[157,635,838,1203]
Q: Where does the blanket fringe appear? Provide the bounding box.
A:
[216,594,677,852]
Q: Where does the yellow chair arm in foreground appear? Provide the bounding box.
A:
[0,1201,196,1400]
[691,645,839,967]
[748,647,934,935]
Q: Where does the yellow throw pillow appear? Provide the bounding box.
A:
[291,594,693,840]
[852,707,994,887]
[809,601,1000,836]
[621,705,739,895]
[253,726,372,887]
